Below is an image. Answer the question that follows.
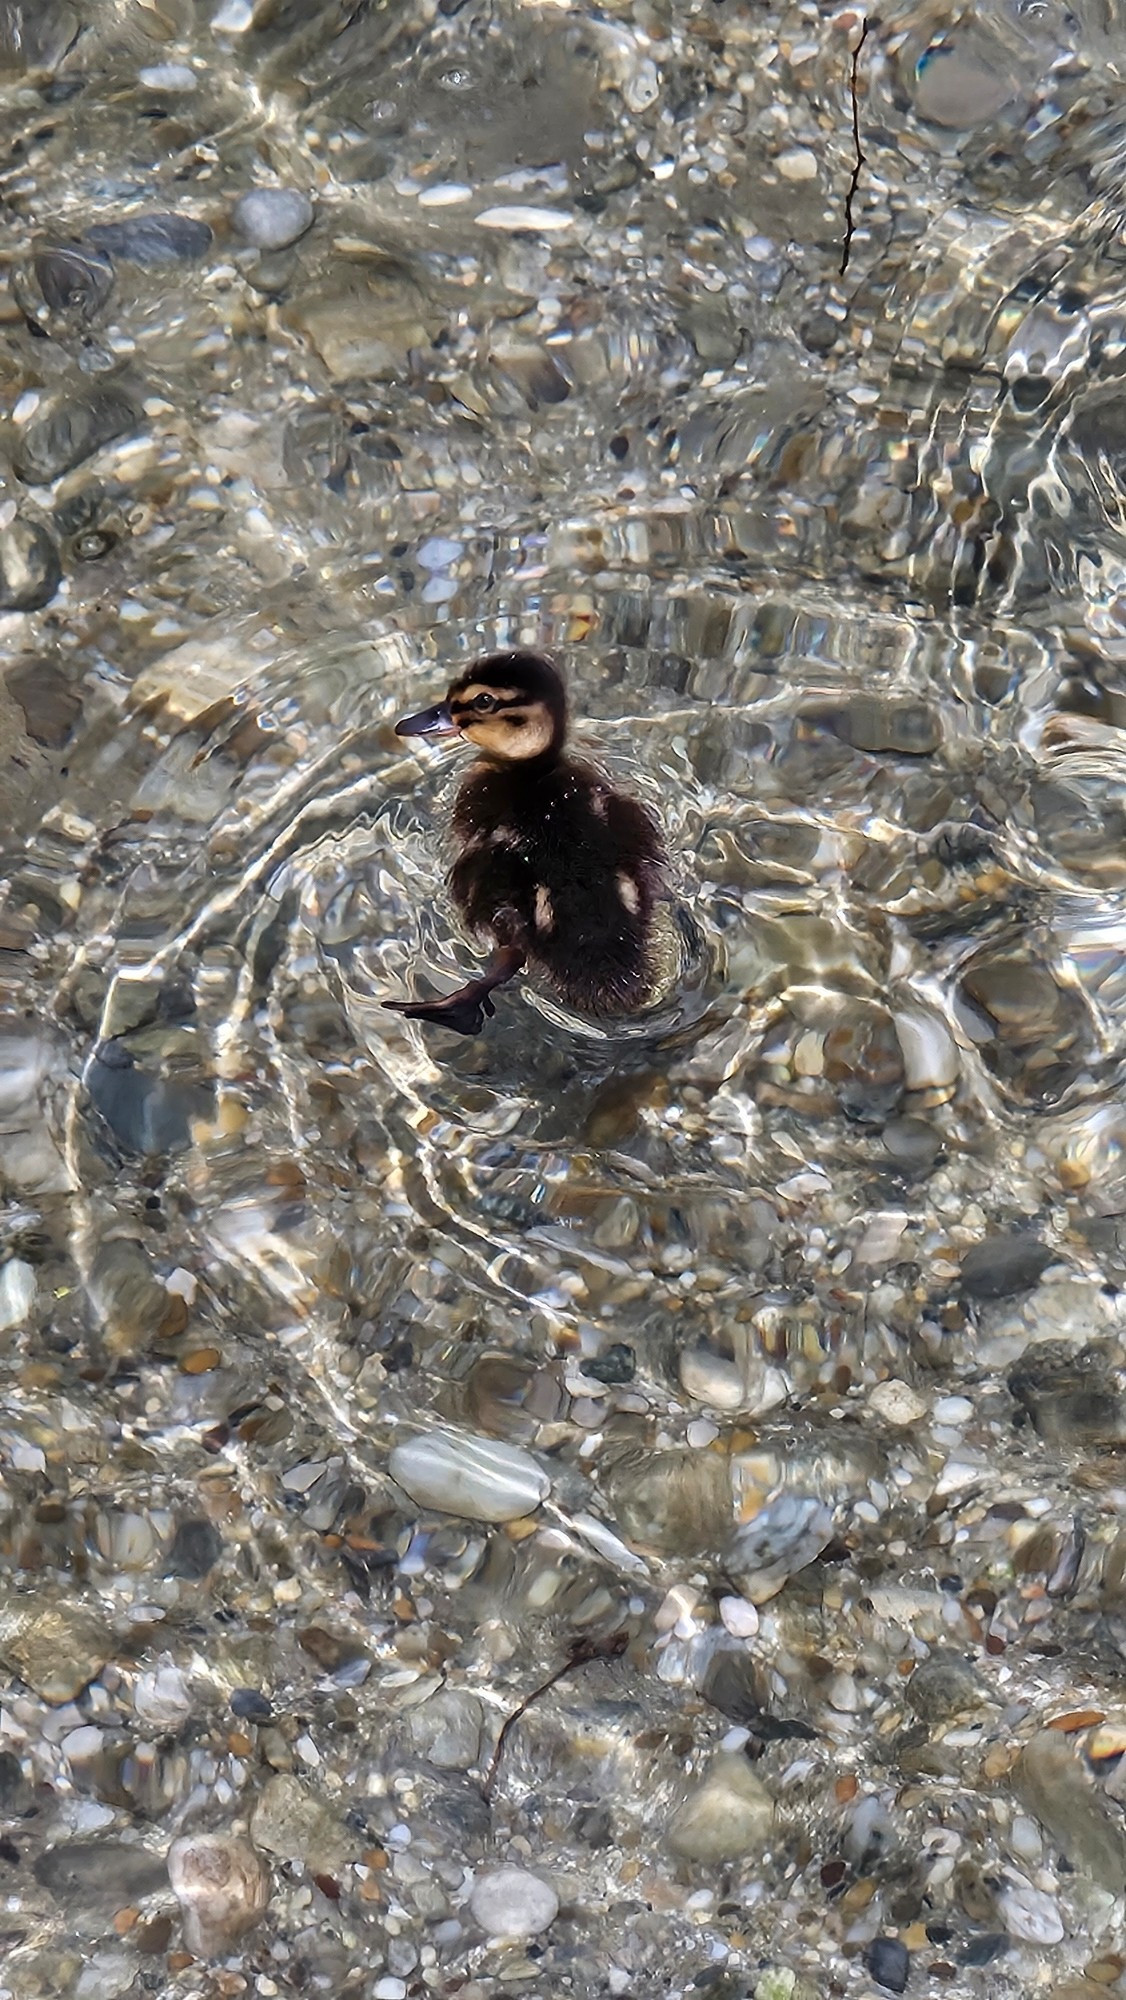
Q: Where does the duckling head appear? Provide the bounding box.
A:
[395,650,567,765]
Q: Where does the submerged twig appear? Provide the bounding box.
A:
[839,16,872,279]
[482,1630,629,1801]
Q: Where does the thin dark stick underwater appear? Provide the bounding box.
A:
[839,15,873,279]
[481,1629,630,1801]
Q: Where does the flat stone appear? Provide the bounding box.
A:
[1,1602,110,1704]
[249,1772,351,1874]
[34,1839,168,1906]
[389,1429,549,1523]
[960,1232,1054,1300]
[868,1379,927,1427]
[14,388,137,485]
[468,1866,559,1939]
[86,213,212,266]
[866,1938,909,1994]
[231,188,314,250]
[666,1751,775,1863]
[1017,1729,1126,1890]
[6,659,81,746]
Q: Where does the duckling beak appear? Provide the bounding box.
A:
[395,701,459,739]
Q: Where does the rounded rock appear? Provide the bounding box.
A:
[232,189,314,251]
[167,1832,269,1957]
[469,1866,559,1939]
[389,1428,549,1523]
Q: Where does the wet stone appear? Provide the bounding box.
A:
[726,1494,833,1603]
[86,213,213,265]
[866,1937,910,1995]
[86,1040,200,1156]
[882,1115,941,1178]
[1017,1729,1126,1889]
[666,1751,775,1864]
[34,1839,168,1906]
[231,188,314,250]
[167,1831,268,1957]
[0,516,60,611]
[1007,1342,1126,1445]
[606,1448,733,1556]
[581,1342,636,1385]
[1,1603,110,1704]
[389,1428,550,1523]
[166,1516,223,1579]
[249,1771,351,1874]
[469,1866,559,1939]
[0,1751,32,1817]
[905,1652,985,1723]
[231,1688,272,1722]
[407,1688,484,1771]
[960,1232,1054,1301]
[14,387,137,485]
[31,240,114,318]
[823,1006,905,1124]
[6,659,81,746]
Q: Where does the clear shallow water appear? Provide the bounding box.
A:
[6,2,1126,1996]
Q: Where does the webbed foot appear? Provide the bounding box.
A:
[383,991,495,1037]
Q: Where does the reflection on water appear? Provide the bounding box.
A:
[6,0,1126,1993]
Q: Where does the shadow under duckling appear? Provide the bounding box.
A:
[384,650,668,1036]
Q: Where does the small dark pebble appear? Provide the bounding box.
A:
[866,1936,910,1995]
[801,310,839,354]
[86,212,212,267]
[959,1934,1009,1966]
[572,1801,613,1846]
[0,517,61,611]
[581,1343,635,1385]
[6,660,81,748]
[882,1116,941,1179]
[959,1231,1054,1301]
[230,1688,272,1722]
[14,387,136,486]
[165,1516,223,1580]
[925,1924,954,1945]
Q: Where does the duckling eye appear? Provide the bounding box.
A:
[472,692,497,712]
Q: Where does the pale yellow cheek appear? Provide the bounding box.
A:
[617,871,640,915]
[534,885,554,932]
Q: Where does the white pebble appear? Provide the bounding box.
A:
[933,1396,973,1424]
[868,1379,927,1427]
[389,1429,549,1523]
[776,147,818,181]
[374,1983,406,2000]
[719,1595,759,1639]
[133,1664,192,1728]
[469,1866,559,1939]
[475,206,574,233]
[138,64,197,90]
[0,1260,36,1331]
[997,1873,1064,1944]
[418,183,472,207]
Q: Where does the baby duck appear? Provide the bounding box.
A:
[384,650,667,1035]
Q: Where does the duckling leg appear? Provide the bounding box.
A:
[383,945,526,1037]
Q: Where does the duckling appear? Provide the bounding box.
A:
[384,650,667,1036]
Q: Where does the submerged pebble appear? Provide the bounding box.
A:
[231,188,314,250]
[389,1428,550,1521]
[86,212,213,265]
[167,1832,269,1956]
[469,1867,559,1939]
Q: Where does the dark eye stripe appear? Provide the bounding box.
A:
[451,693,527,718]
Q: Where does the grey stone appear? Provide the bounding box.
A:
[0,517,60,611]
[1017,1729,1126,1890]
[167,1832,268,1957]
[408,1688,484,1771]
[86,213,212,266]
[232,188,314,251]
[866,1937,909,1995]
[33,241,114,317]
[14,388,136,485]
[6,659,81,746]
[1,1603,110,1704]
[250,1772,351,1873]
[666,1751,775,1863]
[1008,1341,1126,1445]
[33,1839,167,1905]
[166,1517,223,1580]
[960,1232,1054,1300]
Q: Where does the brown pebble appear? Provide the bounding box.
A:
[985,1632,1006,1655]
[1048,1708,1105,1732]
[1086,1958,1125,1985]
[167,1953,194,1972]
[134,1914,173,1953]
[181,1347,221,1374]
[835,1774,858,1803]
[228,1732,253,1757]
[113,1907,138,1934]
